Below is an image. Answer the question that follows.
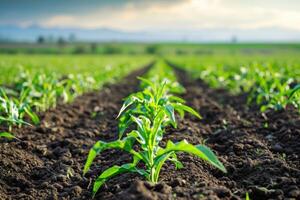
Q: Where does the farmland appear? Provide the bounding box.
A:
[0,54,152,84]
[0,44,300,200]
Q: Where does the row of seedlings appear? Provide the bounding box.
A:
[0,62,143,139]
[0,71,97,139]
[171,58,300,112]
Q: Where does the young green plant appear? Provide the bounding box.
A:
[84,76,226,197]
[0,88,38,131]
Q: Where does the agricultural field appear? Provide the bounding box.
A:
[0,54,152,84]
[0,44,300,200]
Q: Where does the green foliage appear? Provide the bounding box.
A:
[0,88,35,131]
[0,58,151,142]
[171,55,300,112]
[0,132,15,139]
[288,84,300,110]
[84,62,225,197]
[0,55,151,132]
[14,71,97,112]
[117,76,201,138]
[145,45,159,55]
[245,192,251,200]
[0,55,151,84]
[245,67,299,112]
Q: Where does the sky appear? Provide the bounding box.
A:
[1,0,300,31]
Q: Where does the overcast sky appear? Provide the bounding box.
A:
[1,0,300,31]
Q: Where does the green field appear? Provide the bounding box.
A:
[0,54,152,84]
[0,54,152,130]
[1,42,300,55]
[1,43,299,115]
[1,43,300,199]
[0,45,299,161]
[168,52,300,112]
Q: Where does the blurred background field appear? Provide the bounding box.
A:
[1,42,300,55]
[1,42,299,83]
[0,54,152,84]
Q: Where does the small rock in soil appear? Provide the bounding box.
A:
[71,186,82,197]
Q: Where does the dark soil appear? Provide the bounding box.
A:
[1,63,299,200]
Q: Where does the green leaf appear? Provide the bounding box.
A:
[168,152,184,169]
[157,140,227,173]
[288,84,300,100]
[169,82,186,94]
[0,132,15,139]
[156,81,167,104]
[173,103,202,119]
[151,110,164,145]
[131,115,151,135]
[24,107,40,125]
[138,77,155,89]
[260,104,270,112]
[0,116,31,126]
[117,98,134,119]
[92,163,147,197]
[152,152,174,182]
[195,144,227,172]
[168,95,186,104]
[83,137,136,175]
[164,104,176,128]
[0,88,9,100]
[127,130,146,146]
[118,113,133,139]
[177,108,185,119]
[246,192,251,200]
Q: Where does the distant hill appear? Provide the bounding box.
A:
[0,25,300,43]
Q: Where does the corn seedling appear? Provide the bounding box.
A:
[117,77,201,138]
[84,67,226,197]
[0,88,35,131]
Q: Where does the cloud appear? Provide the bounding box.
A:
[1,0,300,32]
[0,0,187,20]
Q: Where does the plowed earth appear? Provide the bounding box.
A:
[0,64,299,200]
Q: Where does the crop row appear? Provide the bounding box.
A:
[0,58,150,138]
[0,55,151,84]
[84,60,226,197]
[170,56,300,112]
